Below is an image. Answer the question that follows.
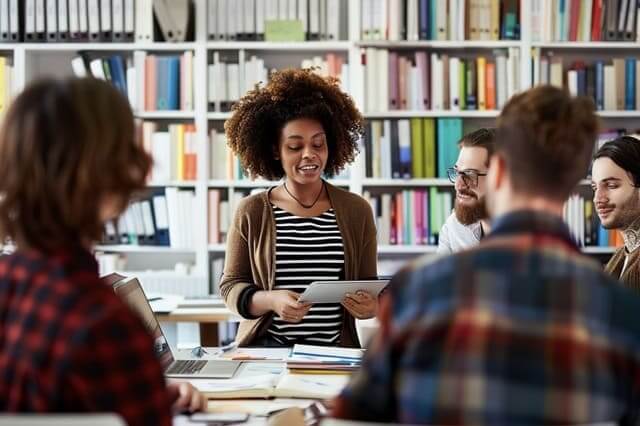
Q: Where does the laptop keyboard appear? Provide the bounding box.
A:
[166,359,207,375]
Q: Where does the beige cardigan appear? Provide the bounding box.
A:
[219,183,378,347]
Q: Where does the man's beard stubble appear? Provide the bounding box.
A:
[455,192,488,226]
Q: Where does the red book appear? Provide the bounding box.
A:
[485,62,496,110]
[569,0,580,41]
[591,0,604,41]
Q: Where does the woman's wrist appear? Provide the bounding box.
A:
[249,290,272,316]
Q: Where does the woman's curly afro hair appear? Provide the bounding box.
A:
[224,68,364,180]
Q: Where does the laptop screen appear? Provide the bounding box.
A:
[111,277,175,370]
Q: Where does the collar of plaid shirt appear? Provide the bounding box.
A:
[485,209,579,253]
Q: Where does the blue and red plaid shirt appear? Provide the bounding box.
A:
[0,247,171,425]
[335,210,640,425]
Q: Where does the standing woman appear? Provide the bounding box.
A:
[221,69,378,347]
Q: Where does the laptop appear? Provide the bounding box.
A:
[108,274,240,379]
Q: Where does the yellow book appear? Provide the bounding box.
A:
[410,118,423,178]
[175,124,185,181]
[0,57,6,114]
[423,118,436,178]
[477,56,487,110]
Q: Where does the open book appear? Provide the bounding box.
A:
[190,372,350,400]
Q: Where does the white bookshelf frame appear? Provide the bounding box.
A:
[6,0,622,293]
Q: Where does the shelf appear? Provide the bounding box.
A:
[208,179,351,188]
[357,40,521,49]
[364,110,500,118]
[147,181,197,188]
[378,245,438,254]
[95,245,197,254]
[596,110,640,118]
[19,42,197,51]
[581,246,617,254]
[136,111,196,119]
[532,42,640,49]
[207,112,233,120]
[363,178,452,187]
[206,41,350,51]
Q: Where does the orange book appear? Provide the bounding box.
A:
[144,55,157,111]
[183,124,197,180]
[476,56,486,110]
[485,62,496,110]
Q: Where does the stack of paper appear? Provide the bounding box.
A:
[286,345,365,373]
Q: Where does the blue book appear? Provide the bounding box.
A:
[577,68,586,96]
[419,0,430,40]
[595,61,604,110]
[558,0,565,41]
[625,58,636,110]
[436,118,462,178]
[108,55,128,98]
[156,57,168,110]
[166,56,180,110]
[430,0,437,40]
[598,224,609,247]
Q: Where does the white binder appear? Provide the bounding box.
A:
[57,0,69,41]
[46,0,57,41]
[123,0,134,40]
[207,0,217,40]
[0,0,9,41]
[68,0,80,39]
[88,0,100,40]
[36,0,46,41]
[78,0,88,39]
[100,0,111,39]
[135,0,153,42]
[152,0,190,42]
[112,0,124,41]
[8,0,19,41]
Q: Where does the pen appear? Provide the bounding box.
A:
[215,341,238,356]
[147,297,162,302]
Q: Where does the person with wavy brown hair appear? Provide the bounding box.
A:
[220,68,378,348]
[0,78,205,425]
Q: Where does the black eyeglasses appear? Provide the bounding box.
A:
[447,167,488,187]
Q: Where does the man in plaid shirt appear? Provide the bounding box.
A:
[334,86,640,424]
[0,78,205,425]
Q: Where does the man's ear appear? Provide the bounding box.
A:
[487,153,506,192]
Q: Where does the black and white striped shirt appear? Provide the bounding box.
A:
[267,205,345,345]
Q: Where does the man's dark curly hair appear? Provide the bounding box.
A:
[224,68,364,180]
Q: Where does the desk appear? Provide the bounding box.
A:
[173,348,351,425]
[156,304,240,346]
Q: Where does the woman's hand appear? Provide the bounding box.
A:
[269,290,313,323]
[341,290,377,319]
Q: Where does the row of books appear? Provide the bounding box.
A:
[564,194,623,248]
[361,0,520,41]
[364,48,521,112]
[12,0,176,43]
[363,188,453,246]
[533,53,640,111]
[208,52,349,112]
[71,51,194,112]
[363,118,462,179]
[207,0,345,41]
[102,188,196,249]
[531,0,639,42]
[140,122,198,183]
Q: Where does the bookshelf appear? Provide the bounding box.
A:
[4,0,629,297]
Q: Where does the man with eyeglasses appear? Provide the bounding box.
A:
[437,128,495,254]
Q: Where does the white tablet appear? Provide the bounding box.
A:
[298,280,389,303]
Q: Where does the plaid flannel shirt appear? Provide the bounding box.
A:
[0,247,171,426]
[335,210,640,425]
